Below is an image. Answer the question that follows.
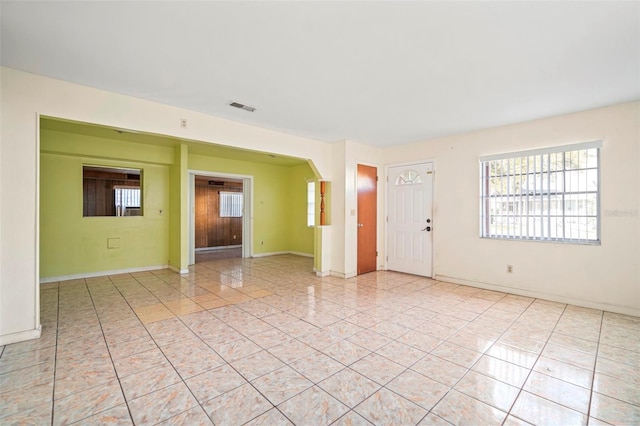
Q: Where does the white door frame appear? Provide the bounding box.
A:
[385,160,436,279]
[188,170,254,264]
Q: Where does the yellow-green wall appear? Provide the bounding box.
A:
[169,144,189,270]
[40,131,172,277]
[189,154,316,255]
[40,127,316,279]
[288,163,316,254]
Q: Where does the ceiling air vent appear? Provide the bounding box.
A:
[229,101,256,112]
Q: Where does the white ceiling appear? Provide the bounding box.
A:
[2,1,639,147]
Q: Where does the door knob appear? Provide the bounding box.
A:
[358,223,364,227]
[421,226,431,232]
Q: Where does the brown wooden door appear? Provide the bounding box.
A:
[357,164,377,275]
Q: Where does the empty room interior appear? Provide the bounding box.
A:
[0,2,638,425]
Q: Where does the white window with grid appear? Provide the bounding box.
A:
[114,186,141,216]
[307,181,315,227]
[219,191,243,217]
[480,141,601,244]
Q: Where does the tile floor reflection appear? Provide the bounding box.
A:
[1,254,639,425]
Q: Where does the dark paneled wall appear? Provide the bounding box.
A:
[195,181,243,248]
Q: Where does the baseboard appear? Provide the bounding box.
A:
[288,251,313,258]
[436,274,640,317]
[196,245,242,252]
[330,270,357,279]
[251,251,312,258]
[314,269,330,277]
[0,325,41,346]
[40,265,169,283]
[251,251,289,258]
[168,265,190,275]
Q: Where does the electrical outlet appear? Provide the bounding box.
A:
[261,241,264,246]
[507,265,513,273]
[180,118,187,128]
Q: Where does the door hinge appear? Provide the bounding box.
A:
[376,251,378,256]
[376,176,379,182]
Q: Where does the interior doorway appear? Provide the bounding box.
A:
[194,176,243,247]
[188,171,253,265]
[357,164,378,275]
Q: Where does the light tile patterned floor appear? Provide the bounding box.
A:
[1,254,639,425]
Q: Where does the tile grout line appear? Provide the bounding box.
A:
[503,301,564,424]
[308,285,508,425]
[406,288,513,420]
[175,269,285,423]
[200,301,317,425]
[99,273,197,422]
[585,310,605,423]
[122,274,213,424]
[405,293,535,424]
[143,266,295,424]
[84,277,135,424]
[188,268,399,424]
[315,281,480,424]
[403,291,518,425]
[500,302,574,425]
[173,305,276,425]
[50,281,61,426]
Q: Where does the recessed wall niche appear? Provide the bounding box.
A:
[83,165,142,217]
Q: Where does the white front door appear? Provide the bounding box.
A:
[387,162,434,277]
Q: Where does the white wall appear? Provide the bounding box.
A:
[0,67,338,344]
[345,140,385,277]
[328,140,385,278]
[383,102,640,315]
[1,68,41,343]
[329,141,347,276]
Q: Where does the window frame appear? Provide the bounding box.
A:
[479,141,602,245]
[307,181,316,227]
[113,185,141,217]
[219,191,243,218]
[83,165,143,217]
